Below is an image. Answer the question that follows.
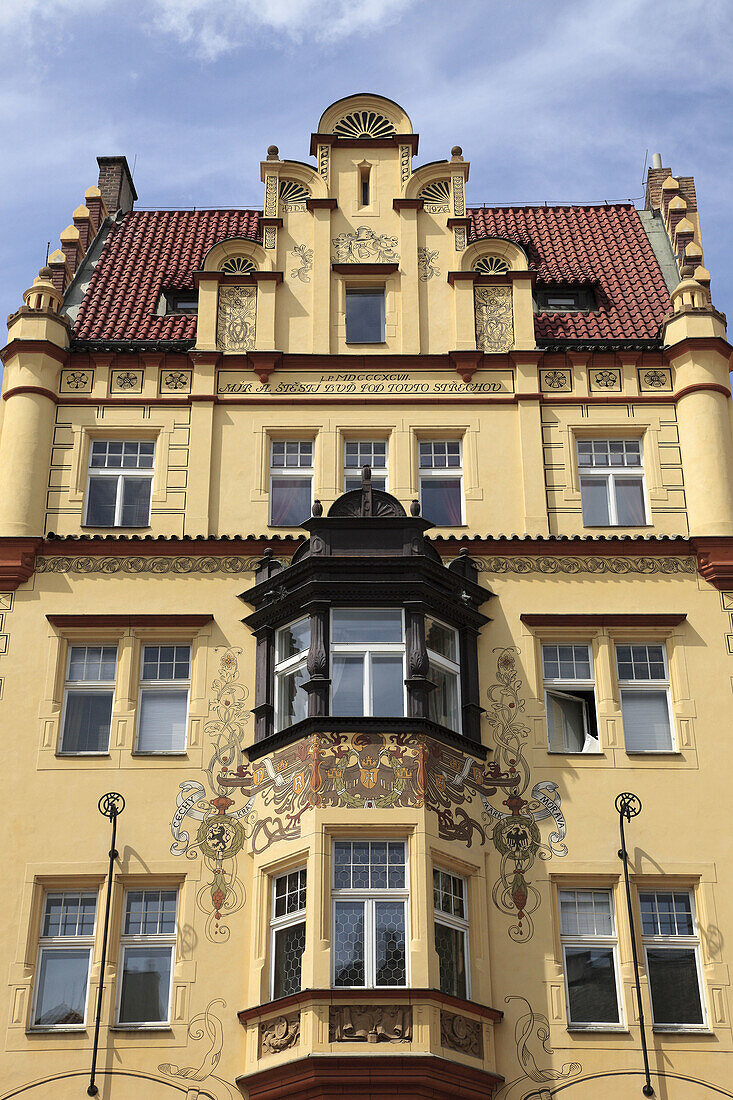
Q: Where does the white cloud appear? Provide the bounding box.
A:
[149,0,417,59]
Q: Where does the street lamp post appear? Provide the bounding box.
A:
[87,792,125,1097]
[615,792,654,1098]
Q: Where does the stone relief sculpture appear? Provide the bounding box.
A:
[260,1014,300,1055]
[329,1004,411,1043]
[217,285,256,351]
[332,225,399,264]
[440,1011,484,1058]
[475,285,514,353]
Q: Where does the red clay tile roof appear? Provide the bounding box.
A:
[72,203,670,344]
[469,204,671,341]
[73,209,261,341]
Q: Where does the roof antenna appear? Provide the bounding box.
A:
[132,154,138,178]
[640,148,649,187]
[45,241,50,264]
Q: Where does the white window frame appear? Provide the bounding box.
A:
[433,867,470,1000]
[269,867,307,1001]
[615,643,675,753]
[425,616,462,734]
[577,438,648,527]
[418,440,464,526]
[59,645,117,756]
[559,888,624,1031]
[269,439,314,527]
[542,643,599,754]
[274,617,310,732]
[135,644,191,754]
[330,608,406,718]
[115,888,177,1029]
[84,440,155,528]
[343,439,388,492]
[331,839,410,990]
[30,891,97,1031]
[639,888,707,1031]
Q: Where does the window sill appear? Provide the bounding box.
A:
[566,1025,628,1033]
[56,752,111,758]
[110,1024,173,1032]
[581,525,654,530]
[547,751,605,757]
[131,751,188,758]
[625,749,681,756]
[27,1026,88,1034]
[80,526,152,531]
[652,1026,713,1035]
[345,341,387,347]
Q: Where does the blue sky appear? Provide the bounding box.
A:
[2,0,732,351]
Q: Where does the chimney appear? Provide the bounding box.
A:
[96,155,137,215]
[645,156,671,211]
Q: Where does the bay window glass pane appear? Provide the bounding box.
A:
[345,289,385,343]
[332,656,364,715]
[647,948,703,1025]
[273,922,305,999]
[428,662,459,731]
[34,948,90,1026]
[137,690,188,752]
[331,609,402,644]
[271,477,311,526]
[61,692,113,753]
[120,477,152,526]
[425,618,457,662]
[333,901,365,987]
[621,690,672,751]
[564,947,619,1024]
[420,478,462,526]
[277,663,308,729]
[86,477,117,526]
[580,478,610,525]
[615,478,646,525]
[276,618,310,661]
[371,655,404,717]
[374,900,406,986]
[118,946,172,1024]
[435,922,467,999]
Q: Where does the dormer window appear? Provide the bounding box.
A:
[164,291,198,315]
[536,287,596,312]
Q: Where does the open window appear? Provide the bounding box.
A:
[542,644,599,753]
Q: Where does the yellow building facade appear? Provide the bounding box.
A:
[1,94,732,1098]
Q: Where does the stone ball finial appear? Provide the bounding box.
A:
[451,145,463,157]
[266,145,280,160]
[312,499,323,517]
[39,266,52,278]
[410,499,421,516]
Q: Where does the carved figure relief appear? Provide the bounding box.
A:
[475,285,514,353]
[290,243,313,282]
[329,1004,411,1042]
[418,246,440,280]
[332,225,399,264]
[217,285,256,352]
[440,1011,483,1058]
[260,1013,300,1055]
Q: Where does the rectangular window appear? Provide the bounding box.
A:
[86,440,155,527]
[344,440,387,492]
[331,609,405,718]
[542,644,599,753]
[270,440,313,527]
[117,889,177,1027]
[426,617,461,733]
[332,840,407,988]
[32,891,97,1029]
[275,617,310,732]
[60,645,117,754]
[270,868,307,1000]
[559,889,621,1027]
[345,288,385,344]
[433,869,469,999]
[419,440,463,526]
[136,645,190,753]
[640,890,705,1028]
[616,644,673,752]
[577,439,646,526]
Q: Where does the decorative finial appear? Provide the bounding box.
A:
[312,499,323,517]
[410,500,420,516]
[267,145,280,160]
[451,145,463,161]
[362,465,371,482]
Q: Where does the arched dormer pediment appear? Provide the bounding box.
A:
[327,487,406,519]
[202,237,267,273]
[461,238,529,273]
[260,158,328,201]
[404,160,450,203]
[317,93,413,139]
